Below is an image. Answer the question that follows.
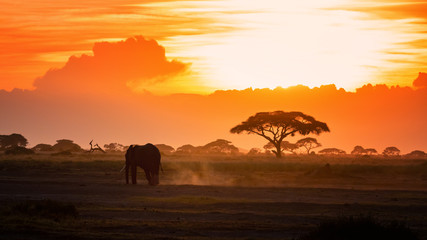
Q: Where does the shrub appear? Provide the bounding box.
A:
[300,215,418,240]
[51,150,72,156]
[5,146,35,155]
[3,199,78,221]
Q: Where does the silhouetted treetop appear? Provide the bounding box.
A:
[383,146,400,156]
[0,133,28,150]
[155,144,175,155]
[247,148,265,156]
[351,145,367,155]
[230,111,329,136]
[365,148,378,155]
[56,139,74,145]
[175,144,197,154]
[318,148,346,155]
[201,139,239,155]
[296,137,321,154]
[52,139,82,152]
[264,141,298,154]
[32,143,53,152]
[104,143,125,152]
[406,150,426,158]
[231,111,330,158]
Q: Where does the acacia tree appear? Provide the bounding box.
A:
[175,144,197,154]
[351,145,367,155]
[318,148,346,155]
[230,111,330,158]
[383,146,400,156]
[52,139,82,152]
[0,133,28,150]
[155,144,175,155]
[406,150,426,158]
[247,148,264,156]
[104,143,125,152]
[365,148,378,155]
[264,141,298,155]
[32,144,53,152]
[201,139,239,155]
[296,137,321,154]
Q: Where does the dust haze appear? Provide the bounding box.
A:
[158,154,427,190]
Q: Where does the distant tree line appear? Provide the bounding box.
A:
[1,132,426,159]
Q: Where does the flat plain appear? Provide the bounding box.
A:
[0,153,426,239]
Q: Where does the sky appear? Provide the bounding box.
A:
[0,0,426,153]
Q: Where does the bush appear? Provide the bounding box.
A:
[5,146,34,155]
[3,199,78,222]
[51,150,72,156]
[300,215,418,240]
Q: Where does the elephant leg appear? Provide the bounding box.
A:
[125,165,129,184]
[131,164,137,184]
[144,169,151,183]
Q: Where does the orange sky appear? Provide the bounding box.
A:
[1,0,427,92]
[0,0,426,153]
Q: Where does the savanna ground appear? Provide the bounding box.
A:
[0,153,426,239]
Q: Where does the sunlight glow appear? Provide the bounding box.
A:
[144,0,412,91]
[1,0,426,93]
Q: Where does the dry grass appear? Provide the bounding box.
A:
[0,153,426,239]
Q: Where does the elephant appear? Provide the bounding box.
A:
[125,144,161,185]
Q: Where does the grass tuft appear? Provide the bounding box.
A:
[2,199,79,222]
[300,215,418,240]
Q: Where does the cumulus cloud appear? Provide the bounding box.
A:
[33,36,188,95]
[413,72,427,88]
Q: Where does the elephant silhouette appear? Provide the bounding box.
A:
[125,144,161,185]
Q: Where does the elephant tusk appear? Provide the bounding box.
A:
[119,165,126,173]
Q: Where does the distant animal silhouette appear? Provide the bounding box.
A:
[125,144,161,185]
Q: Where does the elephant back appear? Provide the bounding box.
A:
[132,144,161,172]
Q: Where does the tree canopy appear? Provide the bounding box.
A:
[32,143,53,152]
[351,145,367,155]
[155,144,175,155]
[383,146,400,156]
[318,148,346,155]
[0,133,28,150]
[175,144,197,154]
[406,150,426,158]
[104,143,125,152]
[264,141,298,155]
[52,139,82,152]
[230,111,330,158]
[296,137,321,154]
[201,139,239,155]
[365,148,378,155]
[175,140,239,155]
[247,148,265,156]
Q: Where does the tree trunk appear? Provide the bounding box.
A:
[275,143,282,158]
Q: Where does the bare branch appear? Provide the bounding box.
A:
[88,140,106,153]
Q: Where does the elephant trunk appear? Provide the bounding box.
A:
[125,164,129,184]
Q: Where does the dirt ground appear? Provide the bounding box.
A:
[0,154,426,239]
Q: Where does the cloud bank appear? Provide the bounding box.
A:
[1,73,426,153]
[33,36,188,95]
[413,72,427,88]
